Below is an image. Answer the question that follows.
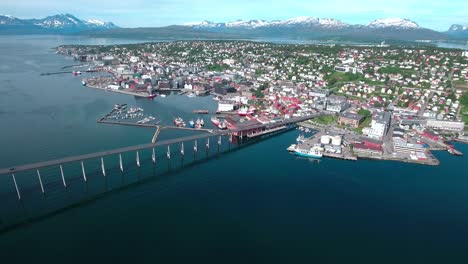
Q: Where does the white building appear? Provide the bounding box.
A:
[363,112,391,140]
[426,120,465,132]
[218,101,237,112]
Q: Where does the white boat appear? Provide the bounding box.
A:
[187,93,196,98]
[287,144,297,152]
[293,146,323,158]
[296,134,305,143]
[160,94,166,98]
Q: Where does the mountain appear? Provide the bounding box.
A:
[1,14,465,41]
[0,13,118,34]
[367,18,419,28]
[446,24,468,39]
[186,17,350,29]
[0,14,28,25]
[183,17,445,41]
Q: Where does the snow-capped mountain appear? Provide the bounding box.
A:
[0,13,117,34]
[0,14,27,25]
[448,24,468,32]
[186,17,350,29]
[29,14,117,29]
[86,19,116,28]
[446,24,468,38]
[181,16,446,41]
[368,18,419,28]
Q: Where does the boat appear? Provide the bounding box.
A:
[72,71,82,76]
[81,80,87,86]
[187,93,196,98]
[238,106,254,116]
[211,116,221,126]
[137,117,150,124]
[189,120,195,128]
[194,118,202,129]
[173,117,186,127]
[287,144,297,152]
[296,134,305,144]
[293,146,323,159]
[218,121,228,130]
[160,94,167,98]
[147,94,157,99]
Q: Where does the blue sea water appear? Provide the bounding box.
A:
[0,36,467,263]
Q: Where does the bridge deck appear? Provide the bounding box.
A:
[0,113,325,175]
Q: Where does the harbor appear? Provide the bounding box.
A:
[291,120,461,166]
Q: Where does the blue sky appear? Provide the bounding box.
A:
[2,0,467,31]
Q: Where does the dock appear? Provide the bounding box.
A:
[86,84,148,98]
[323,152,357,161]
[247,126,287,138]
[192,110,210,114]
[98,119,159,128]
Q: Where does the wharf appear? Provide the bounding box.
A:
[323,152,357,161]
[193,110,210,114]
[86,84,148,98]
[247,126,287,138]
[40,69,99,76]
[162,126,214,133]
[98,119,159,128]
[357,154,440,166]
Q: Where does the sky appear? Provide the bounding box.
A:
[2,0,467,31]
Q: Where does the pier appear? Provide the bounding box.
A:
[40,69,99,76]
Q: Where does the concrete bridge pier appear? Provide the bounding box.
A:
[60,165,67,188]
[136,151,141,168]
[81,161,87,182]
[11,174,21,200]
[101,157,106,177]
[36,169,45,194]
[119,154,124,173]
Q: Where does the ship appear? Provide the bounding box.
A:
[211,116,221,126]
[287,144,297,152]
[293,146,323,158]
[195,118,205,129]
[238,106,255,116]
[218,120,228,130]
[173,117,186,127]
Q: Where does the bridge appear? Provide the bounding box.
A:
[0,113,324,176]
[0,112,326,232]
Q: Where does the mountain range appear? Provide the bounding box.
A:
[0,14,467,41]
[0,13,117,34]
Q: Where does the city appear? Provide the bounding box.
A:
[56,41,468,165]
